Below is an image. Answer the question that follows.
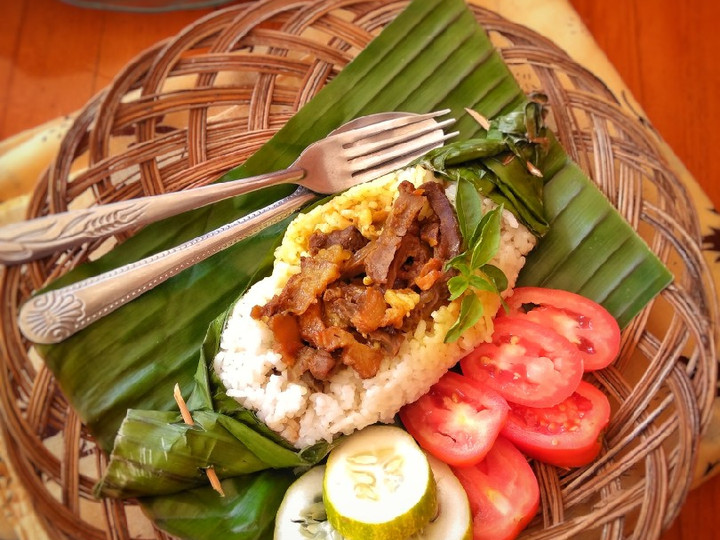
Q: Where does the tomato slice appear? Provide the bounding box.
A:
[500,380,611,468]
[452,436,539,540]
[399,371,509,467]
[460,317,583,408]
[505,287,621,371]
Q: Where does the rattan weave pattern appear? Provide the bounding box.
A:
[0,1,716,538]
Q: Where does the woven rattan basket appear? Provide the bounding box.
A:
[0,1,717,538]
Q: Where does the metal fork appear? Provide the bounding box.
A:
[17,111,456,344]
[0,110,455,265]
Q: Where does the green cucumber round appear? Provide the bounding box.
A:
[323,425,437,540]
[274,426,472,540]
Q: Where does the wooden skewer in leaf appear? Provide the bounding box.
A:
[173,383,225,497]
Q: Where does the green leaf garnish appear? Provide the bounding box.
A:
[447,275,470,301]
[444,294,484,343]
[470,207,502,267]
[456,177,484,242]
[443,203,508,343]
[480,264,508,292]
[467,274,497,294]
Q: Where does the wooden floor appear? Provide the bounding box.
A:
[570,2,720,533]
[1,0,719,538]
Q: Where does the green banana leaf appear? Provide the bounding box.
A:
[517,161,672,327]
[31,0,672,536]
[95,409,302,499]
[140,470,295,540]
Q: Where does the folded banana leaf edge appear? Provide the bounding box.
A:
[33,0,673,538]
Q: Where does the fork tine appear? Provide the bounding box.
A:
[344,117,456,159]
[349,128,458,174]
[350,130,459,184]
[332,109,451,145]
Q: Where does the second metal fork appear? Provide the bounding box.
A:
[0,110,454,265]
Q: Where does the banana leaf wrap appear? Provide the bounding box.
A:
[30,0,672,536]
[95,304,333,499]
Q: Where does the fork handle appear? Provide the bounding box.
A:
[0,166,305,265]
[18,187,315,344]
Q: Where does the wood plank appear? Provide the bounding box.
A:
[94,9,213,91]
[0,0,102,138]
[571,0,720,210]
[0,0,210,139]
[0,0,28,136]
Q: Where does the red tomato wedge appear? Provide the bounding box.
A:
[452,436,539,540]
[504,287,621,371]
[460,317,584,408]
[399,371,509,467]
[501,380,611,468]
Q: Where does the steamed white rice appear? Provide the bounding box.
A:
[213,166,536,448]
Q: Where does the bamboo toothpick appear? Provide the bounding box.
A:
[205,467,224,496]
[173,383,225,497]
[465,107,491,130]
[173,383,195,426]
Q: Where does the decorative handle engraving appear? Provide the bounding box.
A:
[0,167,304,265]
[0,201,154,264]
[18,187,315,344]
[19,290,87,344]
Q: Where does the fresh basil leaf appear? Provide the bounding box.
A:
[444,294,484,343]
[456,178,484,243]
[470,205,503,268]
[446,256,471,275]
[481,263,509,293]
[467,274,497,293]
[447,275,470,301]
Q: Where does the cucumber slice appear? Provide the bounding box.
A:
[275,465,343,539]
[275,446,471,540]
[323,425,437,540]
[412,455,472,540]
